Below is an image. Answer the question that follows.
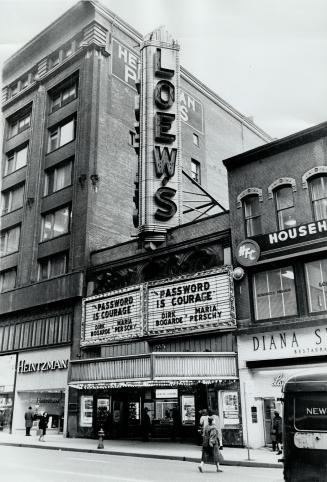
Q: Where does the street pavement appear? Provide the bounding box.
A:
[0,429,283,469]
[1,445,284,482]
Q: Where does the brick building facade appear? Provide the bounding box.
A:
[1,1,270,437]
[224,122,327,448]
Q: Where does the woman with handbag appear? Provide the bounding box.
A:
[38,412,49,442]
[198,416,224,473]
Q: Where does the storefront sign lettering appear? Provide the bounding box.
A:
[18,359,68,374]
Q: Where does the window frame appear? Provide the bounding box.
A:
[0,225,21,257]
[193,133,199,147]
[49,75,78,113]
[243,194,262,237]
[38,252,68,281]
[1,183,25,215]
[252,266,298,321]
[44,159,73,197]
[191,158,201,184]
[8,111,31,139]
[305,258,327,313]
[309,175,327,222]
[4,144,28,176]
[40,205,71,242]
[47,117,76,153]
[0,267,17,292]
[274,185,296,230]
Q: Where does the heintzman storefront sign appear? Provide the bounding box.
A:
[18,359,69,374]
[252,219,327,251]
[81,267,235,345]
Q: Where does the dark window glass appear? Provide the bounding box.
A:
[0,268,16,292]
[38,252,68,281]
[310,176,327,221]
[253,267,297,320]
[295,394,327,431]
[243,196,262,236]
[44,160,72,196]
[191,159,201,183]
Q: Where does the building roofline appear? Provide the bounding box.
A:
[223,120,327,170]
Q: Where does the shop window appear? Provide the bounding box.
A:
[40,206,71,241]
[49,75,78,113]
[305,258,327,312]
[243,195,262,237]
[1,183,25,215]
[38,252,68,281]
[47,117,75,153]
[0,268,16,292]
[309,176,327,221]
[275,186,296,230]
[191,159,201,184]
[193,133,199,146]
[253,266,297,320]
[44,159,73,196]
[8,110,31,138]
[0,225,20,257]
[4,144,28,176]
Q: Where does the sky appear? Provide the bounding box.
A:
[1,0,327,139]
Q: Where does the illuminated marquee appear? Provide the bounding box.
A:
[137,27,182,245]
[82,286,144,345]
[147,268,235,335]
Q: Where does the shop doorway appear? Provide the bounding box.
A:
[263,398,283,446]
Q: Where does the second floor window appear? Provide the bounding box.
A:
[48,118,75,153]
[38,252,68,281]
[0,268,16,292]
[310,176,327,221]
[2,184,24,215]
[4,144,28,176]
[305,258,327,312]
[8,111,31,138]
[191,159,201,183]
[0,225,20,257]
[44,160,73,196]
[41,206,71,241]
[253,266,297,320]
[275,186,296,230]
[243,195,262,237]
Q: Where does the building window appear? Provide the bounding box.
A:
[129,131,136,146]
[309,176,327,221]
[49,52,60,69]
[0,268,16,292]
[38,252,68,281]
[193,133,199,146]
[49,76,78,113]
[191,159,201,183]
[275,186,296,230]
[44,160,73,196]
[21,76,29,90]
[305,258,327,312]
[41,206,71,241]
[8,111,31,138]
[1,184,25,215]
[47,117,75,153]
[9,82,19,98]
[243,195,262,236]
[253,266,297,320]
[4,144,28,176]
[63,43,73,59]
[0,225,20,257]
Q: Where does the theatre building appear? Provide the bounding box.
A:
[1,1,270,435]
[224,121,327,448]
[68,213,243,444]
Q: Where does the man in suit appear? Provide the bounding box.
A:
[24,406,34,436]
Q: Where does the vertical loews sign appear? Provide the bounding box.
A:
[137,27,182,246]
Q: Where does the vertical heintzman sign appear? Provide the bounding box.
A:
[137,27,182,248]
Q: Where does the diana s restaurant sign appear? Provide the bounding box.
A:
[82,268,235,345]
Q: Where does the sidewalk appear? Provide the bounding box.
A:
[0,430,283,469]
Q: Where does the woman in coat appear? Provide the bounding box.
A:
[38,412,49,442]
[198,416,223,473]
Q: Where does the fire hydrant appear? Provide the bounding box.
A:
[97,428,105,449]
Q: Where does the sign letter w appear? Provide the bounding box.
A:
[153,147,177,178]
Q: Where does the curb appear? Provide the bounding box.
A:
[0,441,283,469]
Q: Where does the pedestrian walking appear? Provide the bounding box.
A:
[38,411,49,442]
[141,407,151,442]
[198,416,223,473]
[24,406,34,436]
[272,411,283,455]
[208,409,223,449]
[198,408,209,437]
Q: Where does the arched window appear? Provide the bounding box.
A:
[243,195,262,237]
[275,186,296,230]
[309,176,327,221]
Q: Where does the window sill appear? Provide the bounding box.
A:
[46,139,75,156]
[39,232,71,244]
